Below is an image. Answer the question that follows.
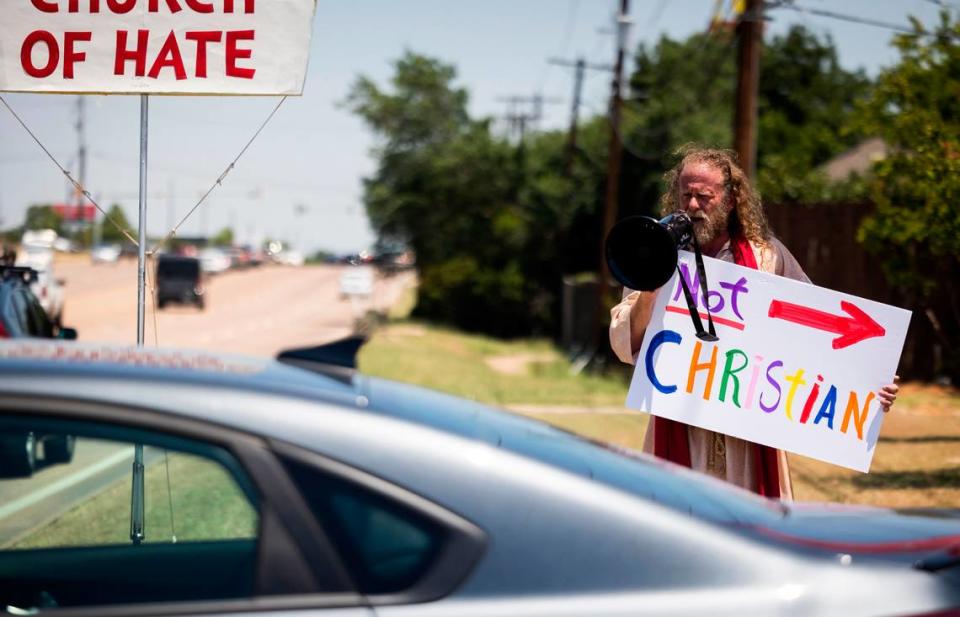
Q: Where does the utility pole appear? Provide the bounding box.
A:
[550,57,614,177]
[167,178,175,235]
[566,59,585,175]
[75,96,87,237]
[497,94,561,142]
[733,0,762,179]
[91,192,102,248]
[594,0,631,349]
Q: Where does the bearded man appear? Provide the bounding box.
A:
[608,145,898,499]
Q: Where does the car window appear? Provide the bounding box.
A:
[0,415,259,611]
[158,259,200,279]
[282,456,444,595]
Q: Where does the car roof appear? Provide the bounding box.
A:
[158,254,200,262]
[0,340,355,402]
[0,340,787,527]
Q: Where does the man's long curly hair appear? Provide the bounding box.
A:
[658,144,770,244]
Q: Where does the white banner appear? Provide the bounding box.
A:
[1,0,316,95]
[626,250,912,472]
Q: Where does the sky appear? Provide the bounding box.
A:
[0,0,954,256]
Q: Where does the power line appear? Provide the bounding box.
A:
[0,94,138,246]
[769,1,953,36]
[150,96,288,255]
[644,0,670,34]
[497,95,563,141]
[922,0,960,10]
[535,0,582,108]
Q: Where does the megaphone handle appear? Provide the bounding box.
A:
[690,232,719,341]
[675,264,711,340]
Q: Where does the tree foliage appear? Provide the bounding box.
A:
[210,227,234,247]
[24,205,64,234]
[757,27,872,202]
[100,204,134,245]
[346,52,606,336]
[856,12,960,379]
[623,26,871,208]
[347,30,878,340]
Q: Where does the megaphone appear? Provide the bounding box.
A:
[605,211,693,291]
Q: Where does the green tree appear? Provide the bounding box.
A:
[346,52,608,336]
[756,26,872,202]
[210,227,234,247]
[623,26,871,208]
[100,204,134,244]
[856,12,960,380]
[623,32,737,216]
[347,53,517,333]
[24,205,64,233]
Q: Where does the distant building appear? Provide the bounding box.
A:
[52,203,96,235]
[820,137,888,181]
[52,203,96,224]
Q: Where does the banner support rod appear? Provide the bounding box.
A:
[131,93,148,546]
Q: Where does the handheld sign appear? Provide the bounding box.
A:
[2,0,317,95]
[626,250,911,472]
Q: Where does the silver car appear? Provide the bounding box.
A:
[0,339,958,617]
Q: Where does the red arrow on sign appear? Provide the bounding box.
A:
[768,299,886,350]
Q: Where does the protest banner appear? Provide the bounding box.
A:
[1,0,316,95]
[626,250,912,472]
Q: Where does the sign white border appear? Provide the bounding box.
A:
[1,0,316,95]
[625,251,911,472]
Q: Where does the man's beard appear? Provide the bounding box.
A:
[690,201,733,246]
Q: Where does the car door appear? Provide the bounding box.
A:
[0,399,375,617]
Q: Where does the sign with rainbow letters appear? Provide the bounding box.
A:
[626,250,912,472]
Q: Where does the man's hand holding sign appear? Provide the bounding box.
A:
[609,145,906,498]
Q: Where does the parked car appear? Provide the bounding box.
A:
[15,242,65,326]
[198,247,232,274]
[90,243,122,264]
[339,265,374,299]
[274,249,305,267]
[0,338,957,616]
[156,255,204,309]
[0,268,77,475]
[0,266,75,340]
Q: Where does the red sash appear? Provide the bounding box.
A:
[653,236,781,498]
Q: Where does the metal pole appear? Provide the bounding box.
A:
[137,94,148,346]
[76,97,86,241]
[131,93,148,545]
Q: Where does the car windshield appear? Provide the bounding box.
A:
[158,260,199,278]
[364,378,788,528]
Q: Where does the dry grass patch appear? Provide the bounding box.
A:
[485,353,558,376]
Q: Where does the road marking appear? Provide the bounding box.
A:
[0,447,133,521]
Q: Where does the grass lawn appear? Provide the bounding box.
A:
[13,450,256,549]
[358,322,629,407]
[360,320,960,508]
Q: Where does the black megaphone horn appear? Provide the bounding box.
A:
[604,211,693,292]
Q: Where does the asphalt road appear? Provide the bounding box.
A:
[56,256,414,356]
